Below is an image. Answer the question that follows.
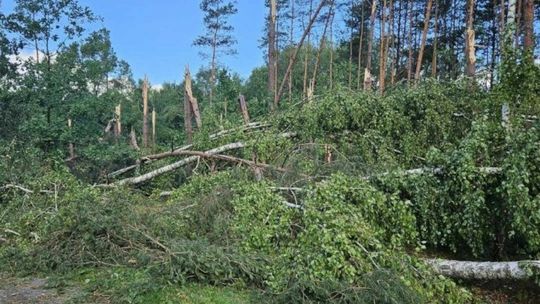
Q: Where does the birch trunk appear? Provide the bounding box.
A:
[426,259,540,280]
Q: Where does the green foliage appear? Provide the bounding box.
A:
[230,175,470,303]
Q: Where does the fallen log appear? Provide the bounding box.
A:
[426,259,540,280]
[107,122,271,179]
[115,142,246,186]
[0,184,54,195]
[361,166,502,180]
[113,132,296,186]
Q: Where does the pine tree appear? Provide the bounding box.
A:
[193,0,238,104]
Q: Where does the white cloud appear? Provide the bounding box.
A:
[151,84,164,91]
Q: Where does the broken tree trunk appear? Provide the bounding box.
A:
[130,127,140,151]
[142,76,149,148]
[115,104,122,137]
[184,71,193,144]
[67,118,75,160]
[426,259,540,280]
[238,95,250,125]
[364,0,378,90]
[152,108,156,147]
[184,66,202,129]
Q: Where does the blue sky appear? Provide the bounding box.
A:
[2,0,267,85]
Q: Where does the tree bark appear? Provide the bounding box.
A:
[357,4,365,90]
[268,0,278,101]
[431,0,439,78]
[114,104,121,138]
[288,0,295,102]
[414,0,433,82]
[348,0,354,89]
[426,259,540,280]
[142,76,149,148]
[184,66,202,128]
[406,0,414,84]
[152,109,156,147]
[130,127,140,151]
[523,0,535,53]
[364,0,378,90]
[379,0,387,94]
[303,0,314,99]
[465,0,476,78]
[67,118,75,160]
[184,75,193,144]
[310,5,333,94]
[515,0,522,48]
[238,94,250,124]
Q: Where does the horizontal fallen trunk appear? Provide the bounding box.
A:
[0,184,54,195]
[176,151,291,173]
[362,166,502,180]
[426,259,540,280]
[114,132,296,186]
[107,122,271,179]
[115,142,246,186]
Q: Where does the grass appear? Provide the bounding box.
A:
[139,284,253,304]
[44,267,256,304]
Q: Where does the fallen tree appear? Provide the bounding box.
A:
[114,132,296,186]
[0,184,54,195]
[426,259,540,280]
[115,142,246,186]
[107,122,271,179]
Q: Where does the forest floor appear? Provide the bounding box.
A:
[1,272,540,303]
[0,274,80,304]
[0,271,252,304]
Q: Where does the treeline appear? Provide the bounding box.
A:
[263,0,538,100]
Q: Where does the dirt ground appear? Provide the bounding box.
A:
[0,275,75,304]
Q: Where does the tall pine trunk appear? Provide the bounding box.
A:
[268,0,278,102]
[414,0,433,82]
[364,0,378,90]
[142,76,149,148]
[288,0,295,102]
[523,0,535,54]
[465,0,476,78]
[432,0,439,78]
[406,0,414,84]
[357,4,365,90]
[303,0,313,98]
[379,0,387,94]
